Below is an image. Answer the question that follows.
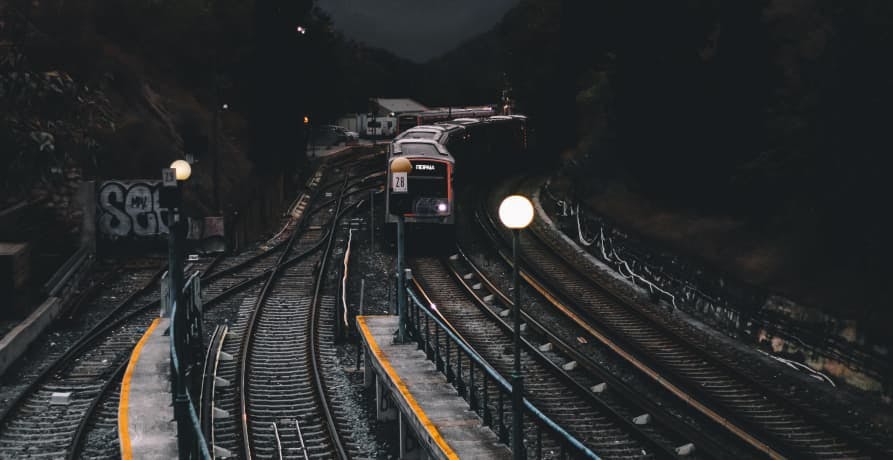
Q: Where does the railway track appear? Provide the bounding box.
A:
[410,256,676,459]
[448,246,753,457]
[477,182,892,459]
[234,170,374,459]
[0,150,384,459]
[197,161,382,459]
[0,261,170,458]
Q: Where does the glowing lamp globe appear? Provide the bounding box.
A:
[498,195,534,229]
[170,160,192,181]
[390,157,412,174]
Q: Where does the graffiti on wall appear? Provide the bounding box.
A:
[98,181,225,248]
[98,181,170,239]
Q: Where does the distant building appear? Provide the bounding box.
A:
[335,98,429,139]
[368,98,428,117]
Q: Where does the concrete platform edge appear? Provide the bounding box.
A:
[0,296,61,376]
[358,315,457,460]
[119,317,178,460]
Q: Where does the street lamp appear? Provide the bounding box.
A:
[498,194,534,460]
[390,157,412,343]
[163,159,194,458]
[164,160,192,313]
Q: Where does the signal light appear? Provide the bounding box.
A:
[303,116,310,124]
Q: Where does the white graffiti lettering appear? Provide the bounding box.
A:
[98,181,169,239]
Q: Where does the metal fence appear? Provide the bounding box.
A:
[170,271,212,459]
[405,287,600,459]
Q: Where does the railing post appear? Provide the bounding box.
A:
[499,389,508,443]
[434,325,442,371]
[483,376,491,426]
[445,337,453,382]
[172,289,194,458]
[469,362,477,411]
[456,349,464,396]
[424,314,431,359]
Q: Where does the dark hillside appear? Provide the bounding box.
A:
[421,0,893,346]
[561,0,893,340]
[421,28,505,107]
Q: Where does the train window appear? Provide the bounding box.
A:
[397,143,440,156]
[404,132,437,139]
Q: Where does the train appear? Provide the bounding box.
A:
[395,107,496,134]
[384,114,530,247]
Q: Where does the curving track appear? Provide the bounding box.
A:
[476,181,892,459]
[235,167,380,459]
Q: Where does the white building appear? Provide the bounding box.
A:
[337,98,428,139]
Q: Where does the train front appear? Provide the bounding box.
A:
[386,140,455,226]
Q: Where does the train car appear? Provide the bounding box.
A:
[395,106,496,134]
[390,124,466,155]
[385,139,455,226]
[382,114,531,250]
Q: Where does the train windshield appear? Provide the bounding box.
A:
[396,143,440,156]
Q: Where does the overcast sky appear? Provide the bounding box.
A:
[317,0,519,62]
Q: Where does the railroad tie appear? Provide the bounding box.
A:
[50,392,72,405]
[675,443,696,456]
[213,446,233,458]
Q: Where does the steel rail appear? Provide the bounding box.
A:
[238,175,321,460]
[308,175,351,460]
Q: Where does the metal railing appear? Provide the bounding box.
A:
[170,271,212,459]
[405,287,600,459]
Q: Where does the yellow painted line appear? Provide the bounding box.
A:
[357,317,459,460]
[118,318,161,460]
[519,269,784,459]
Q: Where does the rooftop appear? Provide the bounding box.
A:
[372,98,429,114]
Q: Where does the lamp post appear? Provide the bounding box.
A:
[390,157,412,343]
[498,195,534,460]
[163,159,192,457]
[164,160,192,312]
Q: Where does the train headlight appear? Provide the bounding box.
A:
[437,202,448,213]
